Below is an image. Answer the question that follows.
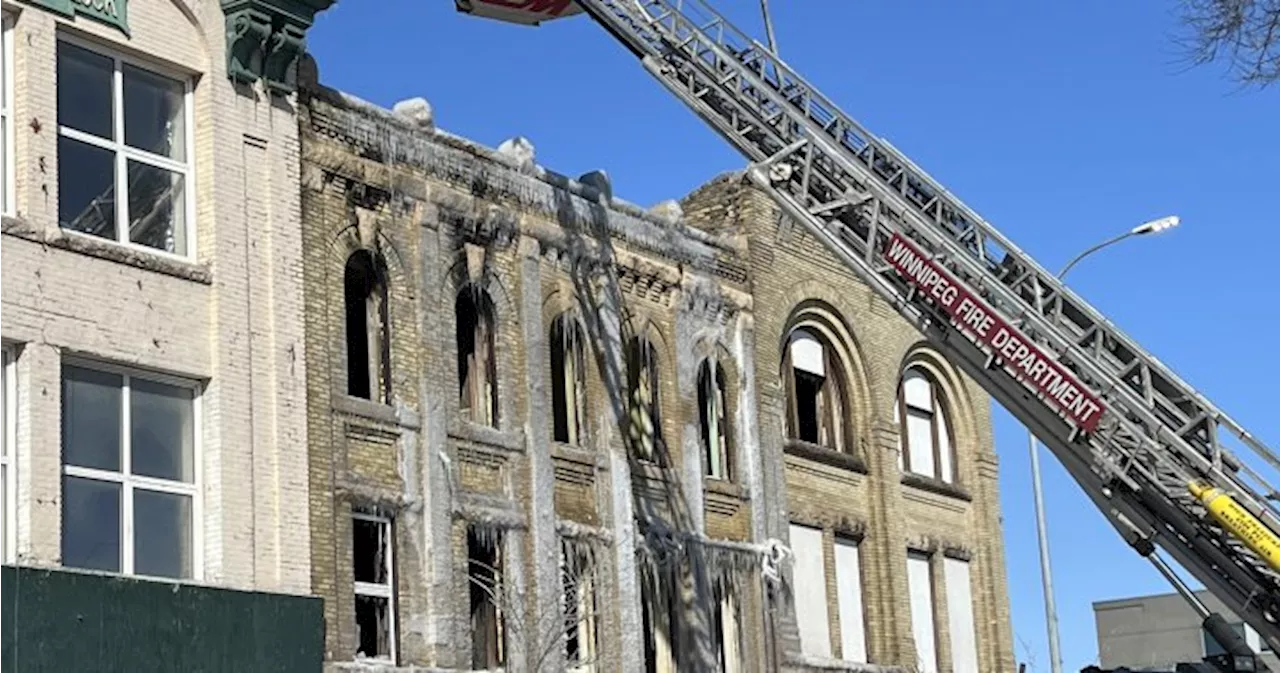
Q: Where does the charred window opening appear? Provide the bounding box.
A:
[641,566,678,673]
[698,359,731,480]
[457,288,498,427]
[783,329,849,452]
[712,583,743,673]
[353,512,395,662]
[551,314,587,446]
[344,250,390,402]
[562,539,599,671]
[626,336,663,461]
[468,526,506,669]
[896,366,956,483]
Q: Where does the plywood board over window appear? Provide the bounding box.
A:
[834,536,867,663]
[907,551,939,673]
[789,523,831,658]
[945,557,979,673]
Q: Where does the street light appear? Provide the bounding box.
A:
[1031,214,1180,673]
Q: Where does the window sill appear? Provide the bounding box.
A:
[900,471,972,502]
[332,394,421,430]
[704,477,744,500]
[783,439,868,474]
[550,441,602,466]
[450,419,524,453]
[3,216,212,284]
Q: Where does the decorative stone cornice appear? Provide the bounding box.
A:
[222,0,334,94]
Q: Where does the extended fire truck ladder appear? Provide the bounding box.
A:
[556,0,1280,654]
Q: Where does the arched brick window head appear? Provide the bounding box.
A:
[550,314,587,446]
[344,250,390,403]
[783,329,849,453]
[699,359,731,480]
[457,287,499,428]
[896,366,956,483]
[626,336,663,461]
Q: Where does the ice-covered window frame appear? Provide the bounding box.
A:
[1,346,15,563]
[895,366,956,484]
[60,362,199,580]
[698,358,731,480]
[1,13,14,215]
[712,583,743,673]
[467,526,506,669]
[626,336,663,462]
[550,313,587,446]
[457,287,499,428]
[353,511,396,662]
[561,538,599,672]
[783,329,850,453]
[55,38,194,257]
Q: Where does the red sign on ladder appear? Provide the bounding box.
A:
[454,0,584,25]
[884,233,1106,433]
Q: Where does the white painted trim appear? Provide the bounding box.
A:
[59,362,202,581]
[1,346,15,563]
[1,12,13,216]
[54,33,195,259]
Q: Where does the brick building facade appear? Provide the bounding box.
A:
[1,0,325,624]
[298,54,1015,672]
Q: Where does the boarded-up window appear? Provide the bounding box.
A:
[626,337,662,461]
[468,527,505,668]
[789,523,831,658]
[457,289,498,427]
[896,367,955,483]
[698,360,731,480]
[551,314,587,446]
[834,536,867,663]
[345,250,390,402]
[907,551,939,673]
[945,557,979,673]
[783,329,849,452]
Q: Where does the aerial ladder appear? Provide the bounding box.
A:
[456,0,1280,660]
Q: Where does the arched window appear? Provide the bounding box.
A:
[344,250,390,402]
[782,329,849,453]
[550,313,587,445]
[457,287,498,427]
[626,336,662,461]
[896,366,955,483]
[698,359,731,480]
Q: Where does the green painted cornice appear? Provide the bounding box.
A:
[222,0,335,94]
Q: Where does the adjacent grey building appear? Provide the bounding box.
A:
[1094,591,1276,671]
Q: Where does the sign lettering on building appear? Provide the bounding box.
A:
[26,0,129,35]
[884,232,1106,432]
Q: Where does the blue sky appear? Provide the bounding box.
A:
[309,1,1279,669]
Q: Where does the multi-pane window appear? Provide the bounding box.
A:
[562,539,599,672]
[60,364,196,579]
[783,329,849,452]
[457,288,498,427]
[626,336,662,461]
[550,313,587,446]
[1,347,14,563]
[468,526,506,669]
[698,360,731,480]
[353,512,395,662]
[896,366,956,483]
[56,40,192,256]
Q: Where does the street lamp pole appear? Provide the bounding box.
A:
[1029,215,1180,673]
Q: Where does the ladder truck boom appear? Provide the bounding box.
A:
[467,0,1280,652]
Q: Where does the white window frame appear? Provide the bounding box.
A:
[353,511,397,663]
[60,358,202,580]
[55,33,196,260]
[2,346,15,563]
[2,12,14,216]
[897,366,955,484]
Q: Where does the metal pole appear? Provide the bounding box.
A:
[759,0,779,54]
[1029,230,1150,673]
